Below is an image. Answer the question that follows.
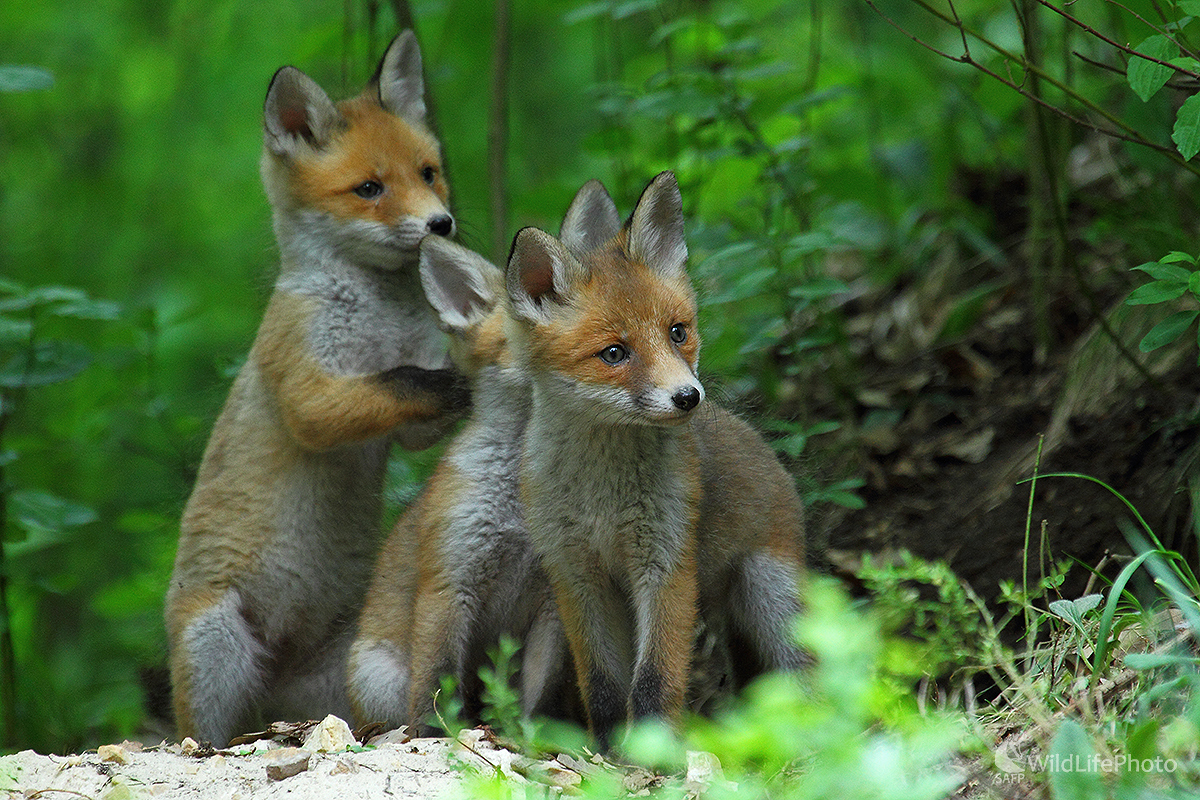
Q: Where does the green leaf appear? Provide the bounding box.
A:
[1126,281,1188,305]
[1048,594,1102,628]
[1132,261,1191,281]
[1048,719,1105,800]
[0,340,92,387]
[1125,719,1160,764]
[0,317,33,345]
[1139,309,1199,352]
[9,490,98,535]
[1181,1,1200,17]
[0,64,54,93]
[1123,652,1200,669]
[562,2,609,24]
[1174,93,1200,160]
[1159,250,1197,265]
[1128,35,1178,102]
[1170,56,1200,75]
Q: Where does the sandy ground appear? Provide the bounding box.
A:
[1,736,464,799]
[0,715,707,799]
[0,716,593,799]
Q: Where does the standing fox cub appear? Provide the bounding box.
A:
[165,31,468,746]
[507,172,808,748]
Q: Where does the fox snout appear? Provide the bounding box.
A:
[426,213,454,237]
[672,384,701,411]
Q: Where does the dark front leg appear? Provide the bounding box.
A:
[376,366,472,416]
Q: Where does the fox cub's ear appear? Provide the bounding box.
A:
[263,67,343,156]
[506,228,586,322]
[419,237,501,332]
[628,171,687,278]
[374,30,427,123]
[560,179,621,259]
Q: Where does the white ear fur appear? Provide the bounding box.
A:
[376,30,427,122]
[419,237,501,332]
[560,179,621,258]
[506,228,585,323]
[263,66,342,156]
[628,171,687,277]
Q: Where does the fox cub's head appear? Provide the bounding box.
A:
[261,30,453,270]
[506,172,704,426]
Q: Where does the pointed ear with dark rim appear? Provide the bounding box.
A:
[263,66,342,156]
[628,171,687,277]
[375,30,426,122]
[560,179,621,258]
[506,228,585,322]
[419,237,501,332]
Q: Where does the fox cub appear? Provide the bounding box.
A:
[165,31,468,746]
[347,185,618,731]
[506,172,808,748]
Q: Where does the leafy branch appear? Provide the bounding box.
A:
[864,0,1200,172]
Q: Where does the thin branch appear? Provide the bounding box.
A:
[1105,0,1174,36]
[1037,0,1200,80]
[863,0,970,63]
[874,0,1200,176]
[947,0,972,58]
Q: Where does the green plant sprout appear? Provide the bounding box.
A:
[1125,252,1200,360]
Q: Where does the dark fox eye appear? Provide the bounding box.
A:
[353,180,384,199]
[669,323,687,344]
[598,344,628,365]
[421,165,437,186]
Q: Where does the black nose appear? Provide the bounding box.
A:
[672,386,701,411]
[427,214,454,237]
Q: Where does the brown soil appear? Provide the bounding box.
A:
[812,272,1200,600]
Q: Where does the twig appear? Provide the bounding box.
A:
[432,688,500,774]
[868,0,1200,176]
[1037,0,1200,80]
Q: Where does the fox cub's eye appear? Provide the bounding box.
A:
[669,323,688,344]
[598,344,628,365]
[353,180,384,199]
[421,165,437,186]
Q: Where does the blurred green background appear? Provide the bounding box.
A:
[1,0,1196,753]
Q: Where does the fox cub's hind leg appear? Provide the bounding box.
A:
[727,553,810,679]
[172,590,267,746]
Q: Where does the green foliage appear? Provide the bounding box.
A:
[477,636,532,745]
[858,551,985,677]
[579,578,965,799]
[1126,252,1200,359]
[1126,12,1200,161]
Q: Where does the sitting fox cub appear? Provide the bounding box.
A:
[347,186,617,731]
[165,31,468,746]
[506,172,809,749]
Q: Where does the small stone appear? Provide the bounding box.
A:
[301,714,357,753]
[542,763,582,789]
[180,737,200,756]
[98,744,131,765]
[367,726,411,746]
[329,755,359,775]
[263,747,311,781]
